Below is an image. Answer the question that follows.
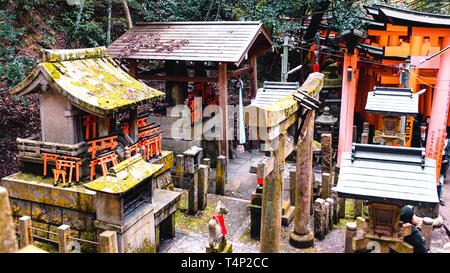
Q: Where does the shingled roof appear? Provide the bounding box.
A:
[333,144,439,207]
[9,47,165,117]
[365,86,419,116]
[365,4,450,28]
[107,21,273,66]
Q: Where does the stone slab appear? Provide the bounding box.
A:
[282,206,295,226]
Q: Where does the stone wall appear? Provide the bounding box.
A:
[1,172,97,252]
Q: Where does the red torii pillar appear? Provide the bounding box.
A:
[337,52,359,167]
[425,37,450,183]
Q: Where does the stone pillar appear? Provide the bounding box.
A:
[323,201,330,234]
[325,198,334,232]
[18,216,33,248]
[361,122,369,145]
[184,147,202,215]
[289,113,315,248]
[344,222,357,253]
[321,172,331,200]
[422,217,433,250]
[334,167,345,220]
[202,158,211,168]
[198,164,209,210]
[314,198,326,240]
[99,230,118,253]
[249,184,263,240]
[124,146,131,160]
[175,154,184,188]
[250,160,265,240]
[58,224,70,253]
[260,133,286,253]
[0,187,18,253]
[330,190,339,225]
[321,133,332,174]
[216,155,226,195]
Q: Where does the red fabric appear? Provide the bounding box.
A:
[313,64,320,72]
[213,215,227,237]
[257,178,263,185]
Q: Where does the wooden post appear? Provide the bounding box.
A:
[289,112,315,248]
[218,63,229,162]
[129,108,138,142]
[354,200,363,219]
[425,37,450,184]
[57,224,70,253]
[260,133,286,253]
[128,59,137,78]
[344,222,357,253]
[18,216,33,248]
[250,55,258,99]
[175,154,184,188]
[216,155,226,195]
[99,230,118,253]
[337,53,358,167]
[97,117,109,137]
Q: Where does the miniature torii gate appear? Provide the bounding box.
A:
[244,73,324,252]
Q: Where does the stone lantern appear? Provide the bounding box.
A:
[314,106,338,140]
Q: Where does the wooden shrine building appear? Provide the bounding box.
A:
[107,21,274,162]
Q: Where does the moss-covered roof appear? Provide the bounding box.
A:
[9,47,165,116]
[83,154,163,194]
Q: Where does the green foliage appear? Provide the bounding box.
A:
[128,0,222,22]
[0,11,37,90]
[56,1,107,47]
[328,1,368,34]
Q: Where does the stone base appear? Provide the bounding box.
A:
[282,206,295,226]
[415,204,439,218]
[289,230,314,249]
[206,239,232,253]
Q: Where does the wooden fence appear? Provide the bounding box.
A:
[15,216,117,253]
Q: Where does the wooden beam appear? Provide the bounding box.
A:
[412,27,450,37]
[384,42,410,57]
[137,74,219,83]
[368,29,408,37]
[227,66,253,79]
[380,76,400,85]
[137,66,253,83]
[386,24,408,32]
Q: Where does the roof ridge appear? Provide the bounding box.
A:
[42,47,108,62]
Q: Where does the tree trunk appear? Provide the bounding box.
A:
[106,0,112,46]
[122,0,133,29]
[301,0,331,59]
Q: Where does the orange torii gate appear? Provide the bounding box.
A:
[335,5,450,185]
